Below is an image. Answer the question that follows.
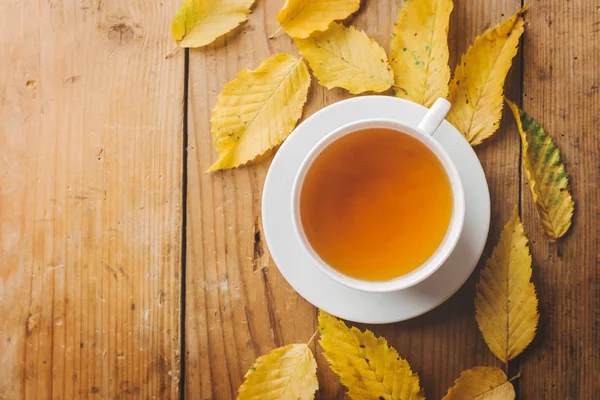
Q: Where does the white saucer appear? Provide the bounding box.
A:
[262,96,490,324]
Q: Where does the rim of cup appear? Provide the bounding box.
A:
[290,118,466,293]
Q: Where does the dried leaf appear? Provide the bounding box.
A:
[319,310,424,400]
[276,0,361,39]
[446,7,526,145]
[209,53,311,171]
[237,344,318,400]
[475,207,539,363]
[296,23,393,94]
[389,0,453,107]
[442,367,515,400]
[506,99,574,241]
[171,0,255,48]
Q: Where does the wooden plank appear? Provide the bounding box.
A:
[184,0,319,397]
[354,1,523,398]
[518,1,600,397]
[0,1,183,398]
[186,1,523,399]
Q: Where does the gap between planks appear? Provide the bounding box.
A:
[179,48,190,400]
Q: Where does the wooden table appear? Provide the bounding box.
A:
[1,0,598,398]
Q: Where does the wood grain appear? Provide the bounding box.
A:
[518,1,600,398]
[0,0,183,398]
[358,0,524,397]
[184,1,318,398]
[2,0,599,398]
[185,0,524,399]
[184,0,357,395]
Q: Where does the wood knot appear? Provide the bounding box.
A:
[25,313,39,337]
[252,217,266,271]
[107,20,141,44]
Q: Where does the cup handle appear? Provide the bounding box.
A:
[417,98,452,136]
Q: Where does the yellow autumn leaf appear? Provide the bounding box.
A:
[209,53,311,171]
[171,0,255,48]
[237,343,318,400]
[319,310,424,400]
[446,7,526,145]
[276,0,361,39]
[389,0,453,107]
[475,207,539,364]
[442,367,515,400]
[506,99,574,241]
[296,23,394,94]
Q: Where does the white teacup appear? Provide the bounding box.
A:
[290,98,465,293]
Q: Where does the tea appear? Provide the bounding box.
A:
[300,128,453,281]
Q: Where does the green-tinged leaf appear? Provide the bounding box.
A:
[389,0,453,107]
[506,99,574,241]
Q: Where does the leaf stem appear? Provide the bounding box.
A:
[392,85,407,95]
[508,372,522,383]
[268,27,283,39]
[307,329,319,346]
[165,46,181,59]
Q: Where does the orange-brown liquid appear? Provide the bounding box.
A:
[300,128,453,281]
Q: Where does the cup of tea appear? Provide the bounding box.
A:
[290,98,465,293]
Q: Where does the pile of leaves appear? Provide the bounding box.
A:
[171,0,575,398]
